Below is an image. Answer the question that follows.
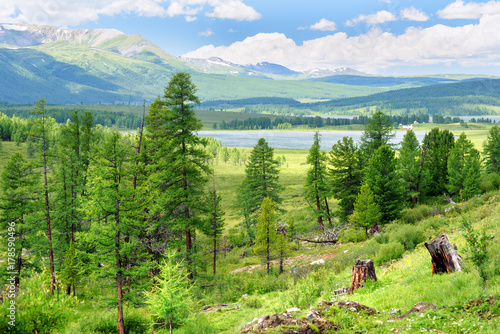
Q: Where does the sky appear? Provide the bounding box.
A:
[2,0,500,75]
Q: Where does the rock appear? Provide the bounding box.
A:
[242,294,248,298]
[319,300,377,316]
[349,307,357,312]
[388,308,401,316]
[333,287,350,296]
[310,259,325,265]
[375,320,384,325]
[306,313,314,319]
[287,307,300,313]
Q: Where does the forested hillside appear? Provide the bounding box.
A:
[1,73,500,334]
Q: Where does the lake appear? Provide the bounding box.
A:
[198,130,427,150]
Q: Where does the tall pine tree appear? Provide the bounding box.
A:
[254,197,278,275]
[397,130,421,206]
[304,132,331,230]
[447,133,481,200]
[328,136,363,219]
[483,125,500,175]
[146,72,211,278]
[359,111,395,161]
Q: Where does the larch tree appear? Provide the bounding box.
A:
[146,72,211,279]
[328,136,363,219]
[304,132,331,230]
[483,125,500,175]
[238,138,282,221]
[359,111,395,162]
[84,131,139,334]
[420,128,455,198]
[349,184,381,236]
[28,99,57,296]
[254,197,278,275]
[207,176,225,274]
[364,145,404,224]
[397,130,421,206]
[447,133,481,200]
[0,153,39,288]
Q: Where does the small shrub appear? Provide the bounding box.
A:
[375,241,405,265]
[479,173,500,192]
[391,224,426,251]
[374,233,389,244]
[241,295,263,309]
[338,227,367,243]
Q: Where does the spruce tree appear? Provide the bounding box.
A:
[328,136,363,219]
[397,130,421,206]
[349,184,381,236]
[304,132,331,230]
[0,153,39,288]
[483,125,500,174]
[238,138,282,220]
[421,128,455,197]
[447,133,481,200]
[359,111,395,161]
[146,72,211,278]
[364,145,404,224]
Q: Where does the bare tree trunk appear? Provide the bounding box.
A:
[424,234,461,274]
[350,259,377,294]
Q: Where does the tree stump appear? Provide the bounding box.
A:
[424,234,461,274]
[350,259,377,294]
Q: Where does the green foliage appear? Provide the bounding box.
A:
[479,172,500,193]
[483,125,500,175]
[145,253,193,330]
[460,216,490,291]
[338,227,368,243]
[375,241,405,265]
[421,128,455,197]
[447,133,481,200]
[304,132,331,229]
[359,111,395,161]
[388,224,426,251]
[328,136,363,219]
[238,138,282,220]
[59,241,80,295]
[349,183,381,233]
[364,145,404,224]
[254,198,278,274]
[397,130,421,205]
[67,309,149,334]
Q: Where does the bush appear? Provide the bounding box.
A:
[69,310,149,334]
[375,242,405,265]
[390,224,426,251]
[479,173,500,193]
[374,233,389,244]
[400,205,443,224]
[241,295,263,309]
[338,227,367,243]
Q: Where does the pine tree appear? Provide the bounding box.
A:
[238,138,282,221]
[359,111,395,161]
[84,131,139,334]
[421,128,455,197]
[349,184,381,236]
[59,241,80,297]
[0,153,39,288]
[483,125,500,175]
[447,133,481,200]
[28,99,57,296]
[254,197,278,275]
[145,253,192,334]
[397,130,421,206]
[207,177,225,274]
[328,136,363,219]
[304,132,331,230]
[146,72,211,279]
[364,145,404,224]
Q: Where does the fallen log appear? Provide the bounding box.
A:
[424,234,461,274]
[292,237,338,244]
[350,259,377,294]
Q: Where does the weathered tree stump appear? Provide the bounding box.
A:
[350,259,377,294]
[424,234,461,274]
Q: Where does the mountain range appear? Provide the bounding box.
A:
[0,23,497,105]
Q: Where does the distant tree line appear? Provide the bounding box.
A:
[0,107,142,129]
[214,114,430,130]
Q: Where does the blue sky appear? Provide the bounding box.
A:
[2,0,500,75]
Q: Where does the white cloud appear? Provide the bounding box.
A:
[184,14,500,73]
[0,0,260,26]
[438,0,500,19]
[199,28,214,36]
[205,0,261,21]
[400,7,430,22]
[299,18,337,31]
[346,10,397,27]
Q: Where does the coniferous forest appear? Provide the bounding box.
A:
[1,72,500,334]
